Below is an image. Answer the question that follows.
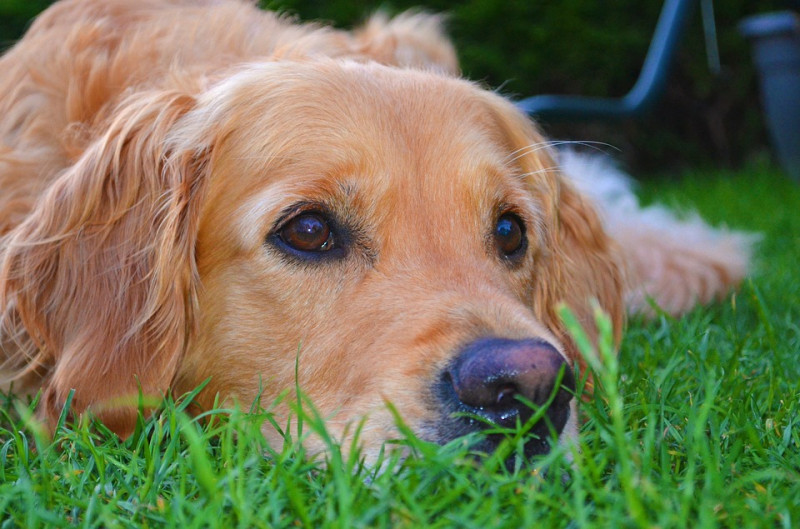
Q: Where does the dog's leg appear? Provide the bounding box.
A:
[612,216,756,315]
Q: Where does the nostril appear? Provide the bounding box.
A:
[495,384,517,407]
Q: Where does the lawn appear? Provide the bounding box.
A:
[1,164,798,528]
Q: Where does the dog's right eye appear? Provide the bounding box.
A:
[279,212,334,253]
[494,212,526,258]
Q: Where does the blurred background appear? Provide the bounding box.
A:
[0,0,791,173]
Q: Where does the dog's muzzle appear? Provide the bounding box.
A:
[432,337,575,459]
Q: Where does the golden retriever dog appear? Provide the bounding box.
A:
[0,0,752,461]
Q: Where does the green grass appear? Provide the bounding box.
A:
[2,165,799,528]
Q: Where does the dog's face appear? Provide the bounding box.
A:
[3,61,622,459]
[172,62,623,457]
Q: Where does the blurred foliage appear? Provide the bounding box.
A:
[0,0,790,171]
[0,0,51,48]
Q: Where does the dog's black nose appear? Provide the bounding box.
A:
[435,337,575,457]
[448,337,574,426]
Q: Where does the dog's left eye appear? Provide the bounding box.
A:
[279,212,334,253]
[494,213,525,257]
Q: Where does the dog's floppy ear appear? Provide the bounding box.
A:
[354,11,459,74]
[480,94,625,370]
[545,172,626,370]
[0,90,207,435]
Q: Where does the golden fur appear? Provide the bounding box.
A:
[0,0,748,457]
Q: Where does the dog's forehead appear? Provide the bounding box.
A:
[197,61,543,248]
[205,61,514,167]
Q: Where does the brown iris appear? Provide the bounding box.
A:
[494,213,524,256]
[279,212,333,252]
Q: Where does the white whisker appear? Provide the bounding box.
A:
[505,140,620,166]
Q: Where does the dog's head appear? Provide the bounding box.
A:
[1,61,623,459]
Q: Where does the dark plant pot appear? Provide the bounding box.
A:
[740,12,800,182]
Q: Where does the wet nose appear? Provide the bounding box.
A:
[443,337,575,433]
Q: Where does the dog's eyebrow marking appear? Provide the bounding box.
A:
[237,184,299,245]
[338,181,358,197]
[236,179,359,247]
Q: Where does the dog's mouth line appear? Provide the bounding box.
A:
[414,396,571,458]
